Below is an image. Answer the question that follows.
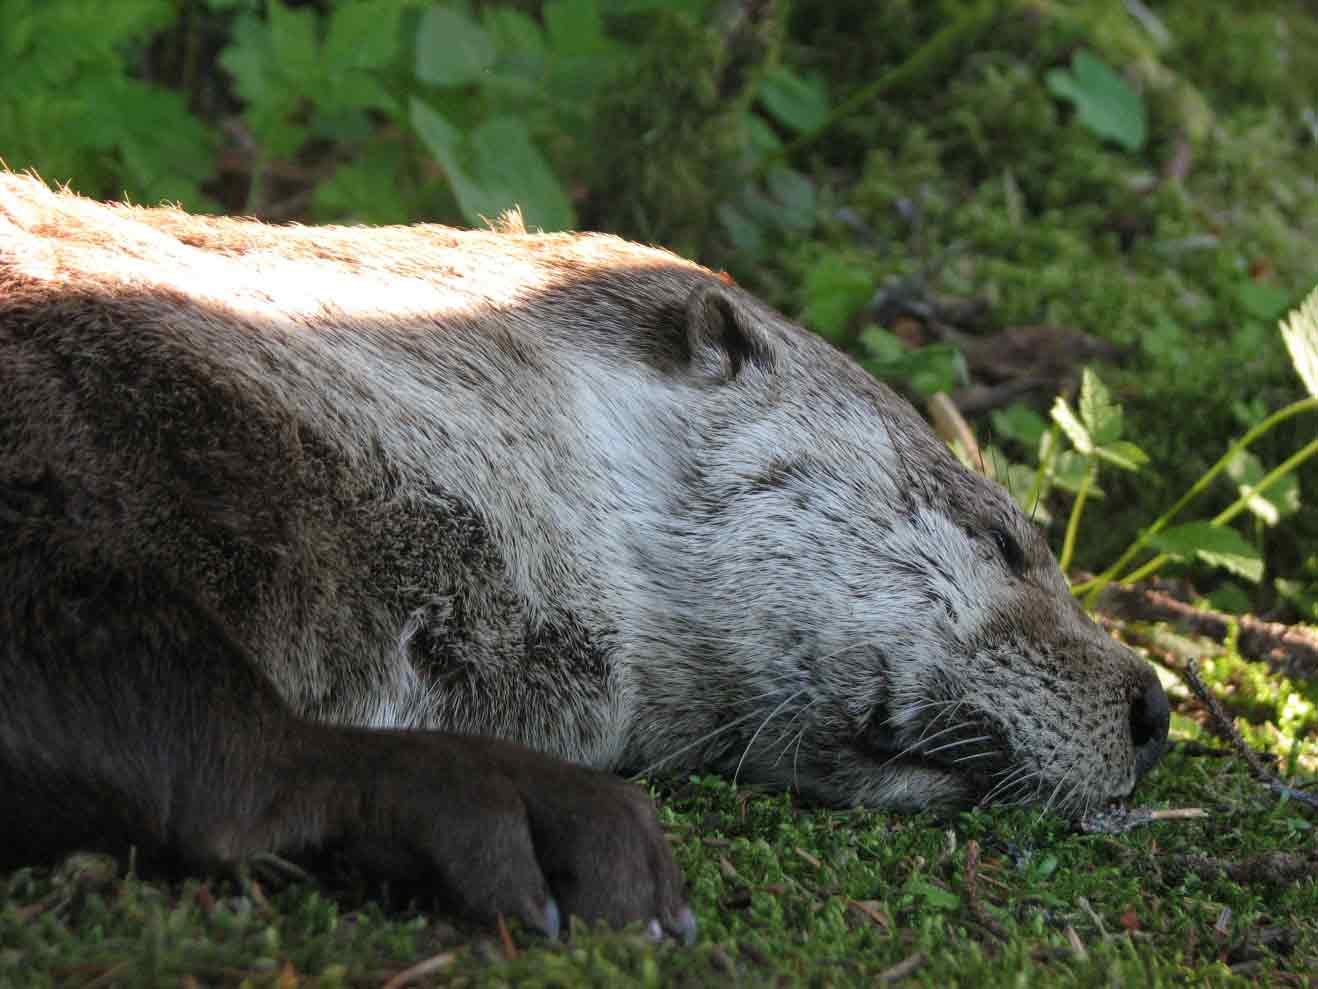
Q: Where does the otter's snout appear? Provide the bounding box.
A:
[1130,667,1171,779]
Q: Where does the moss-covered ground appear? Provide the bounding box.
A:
[3,669,1314,988]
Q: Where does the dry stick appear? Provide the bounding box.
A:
[963,840,1008,941]
[1183,660,1318,812]
[380,950,459,989]
[1097,582,1318,682]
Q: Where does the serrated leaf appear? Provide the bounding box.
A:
[991,404,1048,449]
[1094,440,1148,472]
[1149,522,1264,582]
[1045,50,1147,152]
[758,66,829,135]
[415,5,494,87]
[324,2,400,72]
[1279,285,1318,398]
[1051,398,1093,455]
[1079,368,1122,444]
[267,0,319,83]
[1226,449,1301,525]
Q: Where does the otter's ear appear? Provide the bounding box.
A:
[685,282,777,380]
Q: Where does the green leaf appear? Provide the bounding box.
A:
[904,879,960,911]
[324,2,400,72]
[990,404,1048,449]
[757,66,829,135]
[1226,449,1301,525]
[1051,398,1092,456]
[1078,368,1122,444]
[1093,440,1148,472]
[744,111,783,156]
[415,5,494,87]
[1045,50,1147,152]
[1236,280,1291,322]
[543,0,608,56]
[717,202,765,258]
[409,96,486,212]
[1149,522,1264,582]
[467,117,576,231]
[267,0,319,85]
[1050,450,1104,498]
[800,255,873,342]
[765,168,817,233]
[1279,285,1318,398]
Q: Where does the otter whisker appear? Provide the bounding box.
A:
[978,763,1037,806]
[734,688,808,784]
[637,705,777,777]
[772,697,819,766]
[1037,758,1082,824]
[878,717,975,770]
[951,750,1001,764]
[873,697,964,731]
[920,734,993,758]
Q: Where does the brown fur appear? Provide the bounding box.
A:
[0,173,1168,933]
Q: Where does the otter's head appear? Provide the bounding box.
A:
[649,282,1169,817]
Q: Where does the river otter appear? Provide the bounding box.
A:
[0,173,1168,935]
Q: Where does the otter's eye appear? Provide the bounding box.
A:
[988,525,1025,575]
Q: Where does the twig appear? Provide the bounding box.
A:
[1097,582,1318,681]
[1078,806,1208,835]
[878,952,926,983]
[380,950,459,989]
[1184,660,1318,813]
[963,840,1008,941]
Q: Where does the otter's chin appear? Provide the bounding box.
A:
[848,761,982,812]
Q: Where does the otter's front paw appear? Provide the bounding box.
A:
[339,732,695,942]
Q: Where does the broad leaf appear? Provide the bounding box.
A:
[990,404,1048,449]
[1226,449,1301,526]
[415,5,494,87]
[467,117,576,231]
[1149,522,1264,582]
[1045,50,1147,152]
[758,66,829,136]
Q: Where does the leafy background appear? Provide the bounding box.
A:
[2,0,1316,985]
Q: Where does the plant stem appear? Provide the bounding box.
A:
[1075,396,1318,602]
[1059,459,1096,575]
[1097,436,1318,588]
[1025,422,1059,522]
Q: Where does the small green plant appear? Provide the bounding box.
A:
[1048,287,1318,604]
[1044,49,1147,152]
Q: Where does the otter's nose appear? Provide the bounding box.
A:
[1130,668,1170,778]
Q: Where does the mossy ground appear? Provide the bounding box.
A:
[2,1,1316,986]
[3,665,1314,988]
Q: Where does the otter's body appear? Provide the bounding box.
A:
[0,174,1167,930]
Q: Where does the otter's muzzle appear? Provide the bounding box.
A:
[1130,666,1171,779]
